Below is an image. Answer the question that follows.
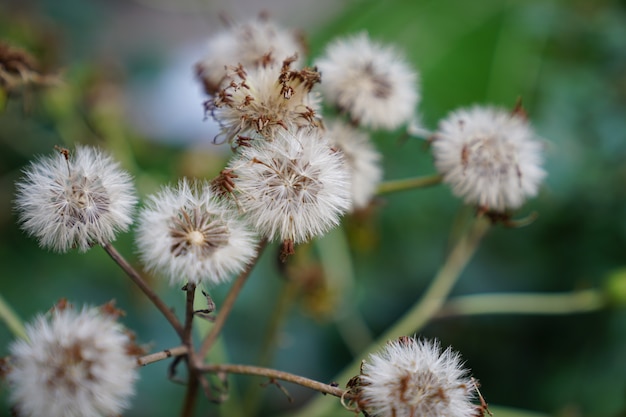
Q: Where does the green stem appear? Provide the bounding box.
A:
[436,289,606,318]
[0,293,27,340]
[377,173,442,195]
[244,278,299,415]
[294,216,490,417]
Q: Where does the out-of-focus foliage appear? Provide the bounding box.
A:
[0,0,625,417]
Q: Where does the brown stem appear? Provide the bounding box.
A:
[101,242,184,338]
[180,375,200,417]
[199,363,347,399]
[198,239,268,360]
[137,345,189,367]
[180,283,201,417]
[183,283,197,346]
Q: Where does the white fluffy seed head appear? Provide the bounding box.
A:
[359,337,476,417]
[432,106,547,212]
[135,178,258,286]
[7,305,139,417]
[227,127,351,244]
[14,146,137,253]
[326,120,383,210]
[315,32,419,130]
[207,57,322,145]
[196,17,305,94]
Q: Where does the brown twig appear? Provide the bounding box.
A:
[137,345,189,367]
[101,242,184,337]
[198,239,268,360]
[199,363,347,399]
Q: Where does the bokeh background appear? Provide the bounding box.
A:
[1,0,625,416]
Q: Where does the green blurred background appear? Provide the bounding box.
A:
[1,0,625,416]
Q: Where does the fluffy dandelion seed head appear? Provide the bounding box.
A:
[227,127,351,244]
[315,32,419,130]
[14,146,136,253]
[359,337,476,417]
[326,120,382,209]
[208,57,322,145]
[136,179,257,286]
[7,305,139,417]
[432,106,546,212]
[196,17,305,94]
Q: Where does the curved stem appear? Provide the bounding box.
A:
[198,239,268,360]
[436,289,606,318]
[199,363,346,399]
[295,216,490,417]
[0,293,27,340]
[377,173,442,195]
[101,242,184,338]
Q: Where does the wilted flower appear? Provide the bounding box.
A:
[315,32,419,130]
[136,179,257,286]
[207,56,322,145]
[14,146,136,253]
[432,105,546,212]
[196,16,305,94]
[7,303,139,417]
[358,336,476,417]
[226,127,351,246]
[326,120,382,209]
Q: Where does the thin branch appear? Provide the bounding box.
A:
[182,283,197,346]
[0,293,27,340]
[137,345,188,367]
[436,289,606,319]
[377,173,442,195]
[199,363,346,399]
[198,239,268,360]
[180,373,200,417]
[101,242,184,338]
[180,283,199,417]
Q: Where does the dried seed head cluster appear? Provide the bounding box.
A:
[135,179,258,286]
[315,32,419,130]
[432,106,546,212]
[7,304,139,417]
[196,17,305,94]
[226,128,351,244]
[207,56,322,145]
[326,120,382,210]
[14,146,137,253]
[358,337,476,417]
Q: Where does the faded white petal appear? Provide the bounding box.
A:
[8,305,138,417]
[432,106,546,212]
[207,59,322,145]
[227,127,351,243]
[315,32,419,130]
[14,146,136,253]
[196,17,304,94]
[360,337,476,417]
[326,120,382,209]
[136,178,258,286]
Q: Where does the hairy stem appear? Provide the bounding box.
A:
[377,173,442,195]
[200,363,346,399]
[198,239,268,360]
[101,242,184,337]
[295,215,490,417]
[436,289,606,318]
